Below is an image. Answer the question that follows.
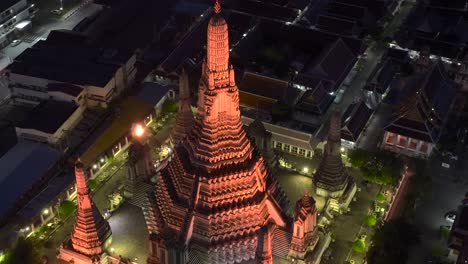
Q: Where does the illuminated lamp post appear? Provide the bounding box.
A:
[132,123,146,140]
[124,123,152,199]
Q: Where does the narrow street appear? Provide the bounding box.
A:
[322,173,380,264]
[408,152,468,263]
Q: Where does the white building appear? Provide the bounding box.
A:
[6,30,136,107]
[242,116,317,160]
[0,0,35,48]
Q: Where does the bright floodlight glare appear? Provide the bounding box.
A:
[133,124,145,138]
[43,209,49,215]
[340,147,345,152]
[303,167,309,173]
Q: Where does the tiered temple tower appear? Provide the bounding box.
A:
[170,69,194,144]
[145,1,299,263]
[246,118,277,169]
[314,110,350,198]
[58,160,112,264]
[289,193,319,260]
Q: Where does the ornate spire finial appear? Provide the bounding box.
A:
[214,0,221,14]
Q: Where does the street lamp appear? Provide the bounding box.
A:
[132,123,145,138]
[43,209,49,215]
[303,167,309,174]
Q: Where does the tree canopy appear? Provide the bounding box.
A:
[161,100,178,114]
[376,193,386,203]
[348,149,401,185]
[365,214,377,227]
[88,179,97,191]
[367,218,420,264]
[58,200,76,218]
[2,237,40,264]
[352,239,366,253]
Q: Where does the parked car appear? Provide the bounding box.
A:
[10,39,21,47]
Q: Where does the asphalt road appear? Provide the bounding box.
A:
[408,153,468,263]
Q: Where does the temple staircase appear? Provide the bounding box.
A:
[127,181,154,208]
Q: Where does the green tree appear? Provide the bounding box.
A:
[348,149,369,167]
[349,149,401,185]
[376,193,386,203]
[352,239,366,253]
[161,100,178,114]
[88,179,97,191]
[365,214,377,227]
[367,218,420,264]
[3,237,40,264]
[58,200,76,218]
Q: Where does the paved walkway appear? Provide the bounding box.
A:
[277,169,326,215]
[322,171,380,264]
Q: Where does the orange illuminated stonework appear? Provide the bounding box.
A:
[58,160,111,264]
[145,2,319,264]
[170,69,194,144]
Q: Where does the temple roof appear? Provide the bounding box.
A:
[384,61,457,143]
[341,101,374,142]
[295,84,335,115]
[238,72,290,102]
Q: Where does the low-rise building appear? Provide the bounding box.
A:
[7,30,136,107]
[238,72,299,121]
[341,100,374,148]
[15,100,82,151]
[0,140,61,220]
[242,116,317,160]
[0,0,35,49]
[382,61,457,158]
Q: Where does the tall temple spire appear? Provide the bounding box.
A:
[314,110,350,198]
[170,69,194,144]
[70,159,111,256]
[145,7,300,264]
[214,0,221,14]
[185,3,251,170]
